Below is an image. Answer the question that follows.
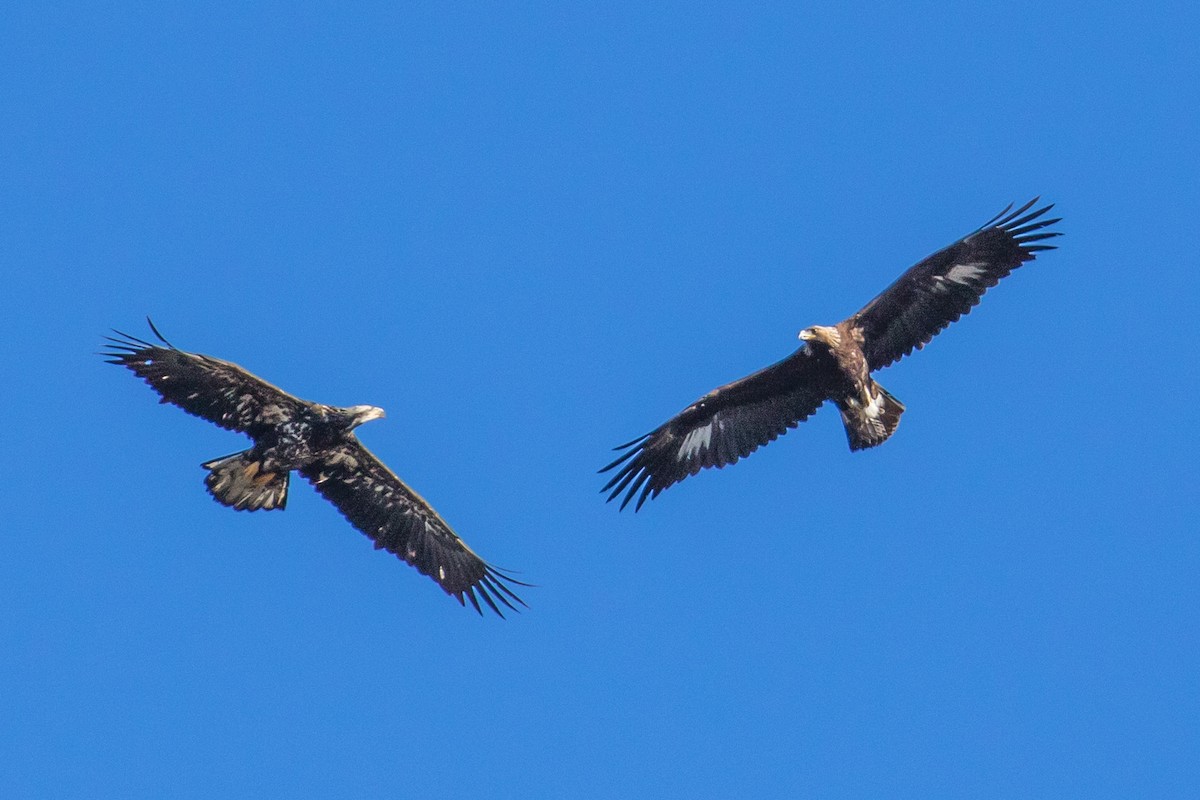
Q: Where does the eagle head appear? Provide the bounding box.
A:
[798,325,841,348]
[340,404,386,430]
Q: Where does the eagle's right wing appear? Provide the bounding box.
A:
[301,438,526,617]
[103,321,308,436]
[850,199,1061,371]
[600,347,833,511]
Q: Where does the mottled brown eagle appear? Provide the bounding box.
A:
[104,322,525,616]
[601,199,1061,510]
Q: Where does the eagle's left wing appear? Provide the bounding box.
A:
[300,439,526,617]
[103,322,308,437]
[600,347,834,511]
[850,199,1061,371]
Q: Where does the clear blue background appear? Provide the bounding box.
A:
[2,2,1196,797]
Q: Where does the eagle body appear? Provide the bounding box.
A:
[799,323,904,452]
[104,323,524,616]
[602,199,1061,510]
[200,403,384,513]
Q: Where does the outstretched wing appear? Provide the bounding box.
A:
[102,320,308,436]
[600,347,834,511]
[850,199,1061,371]
[301,439,526,617]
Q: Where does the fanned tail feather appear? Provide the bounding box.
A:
[840,381,905,452]
[202,451,290,511]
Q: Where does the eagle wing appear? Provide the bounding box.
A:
[849,199,1061,371]
[600,347,834,511]
[300,439,526,616]
[103,322,308,436]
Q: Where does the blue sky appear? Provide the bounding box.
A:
[2,2,1197,797]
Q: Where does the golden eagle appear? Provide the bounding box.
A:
[601,199,1061,510]
[103,322,525,616]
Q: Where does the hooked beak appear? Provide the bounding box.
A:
[349,405,386,427]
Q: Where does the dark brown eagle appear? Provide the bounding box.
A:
[103,322,525,616]
[601,199,1061,510]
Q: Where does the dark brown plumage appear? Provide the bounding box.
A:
[103,321,526,616]
[601,199,1061,510]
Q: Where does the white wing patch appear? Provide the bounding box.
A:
[944,261,988,285]
[677,421,714,461]
[930,261,988,295]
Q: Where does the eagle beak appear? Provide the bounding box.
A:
[798,329,813,341]
[348,405,386,427]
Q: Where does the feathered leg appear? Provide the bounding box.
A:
[837,381,905,451]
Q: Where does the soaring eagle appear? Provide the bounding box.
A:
[601,199,1061,510]
[103,322,525,616]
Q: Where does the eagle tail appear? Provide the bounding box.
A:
[201,451,290,511]
[840,381,905,452]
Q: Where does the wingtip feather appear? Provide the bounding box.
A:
[145,317,177,349]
